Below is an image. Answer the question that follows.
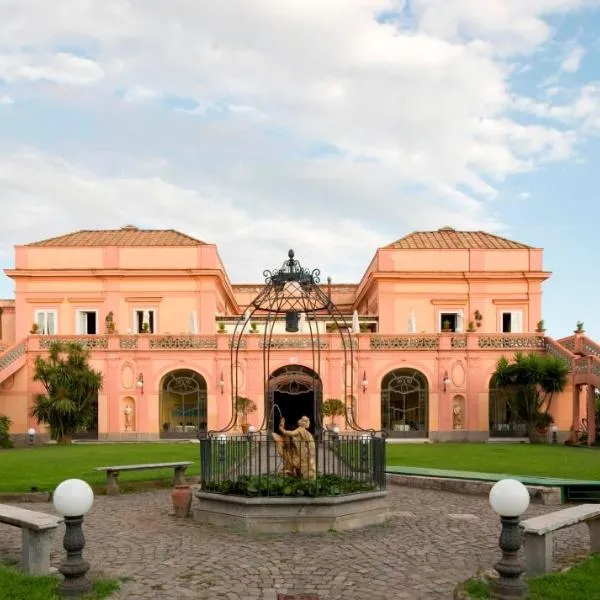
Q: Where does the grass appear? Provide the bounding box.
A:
[1,441,599,495]
[0,565,119,600]
[0,443,199,493]
[386,443,600,481]
[462,554,600,599]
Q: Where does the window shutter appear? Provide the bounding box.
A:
[512,311,523,333]
[456,311,464,332]
[36,312,46,333]
[46,312,55,335]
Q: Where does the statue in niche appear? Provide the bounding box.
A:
[124,405,134,431]
[272,416,316,479]
[452,404,463,430]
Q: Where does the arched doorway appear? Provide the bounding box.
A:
[488,375,527,438]
[160,369,207,438]
[268,365,322,435]
[381,369,428,438]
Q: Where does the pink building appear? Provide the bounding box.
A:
[0,225,597,443]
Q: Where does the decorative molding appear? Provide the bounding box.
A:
[259,337,329,349]
[430,298,468,305]
[149,336,217,350]
[38,336,108,350]
[478,335,544,350]
[370,335,439,350]
[119,336,138,350]
[0,343,25,371]
[124,297,163,303]
[25,297,64,303]
[66,297,105,303]
[492,299,528,305]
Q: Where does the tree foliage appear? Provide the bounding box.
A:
[492,352,569,443]
[0,415,13,448]
[31,341,103,444]
[321,398,346,425]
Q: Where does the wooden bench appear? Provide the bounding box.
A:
[520,503,600,575]
[0,504,63,574]
[95,461,193,495]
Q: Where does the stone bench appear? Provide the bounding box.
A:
[95,461,193,495]
[0,504,63,574]
[520,503,600,575]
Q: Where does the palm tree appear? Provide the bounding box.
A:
[31,341,103,444]
[492,352,569,443]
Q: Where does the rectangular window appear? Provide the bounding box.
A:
[501,311,523,333]
[76,310,98,335]
[439,311,463,333]
[134,309,156,333]
[35,310,57,335]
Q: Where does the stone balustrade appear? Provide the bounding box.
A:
[21,332,552,354]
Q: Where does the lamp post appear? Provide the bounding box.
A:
[361,371,368,393]
[27,427,36,445]
[488,479,530,599]
[53,479,94,596]
[136,373,144,394]
[551,424,558,445]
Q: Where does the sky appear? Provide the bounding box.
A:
[0,0,599,340]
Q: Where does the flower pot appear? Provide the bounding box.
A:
[241,423,250,434]
[171,485,192,518]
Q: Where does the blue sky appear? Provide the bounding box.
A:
[0,0,599,339]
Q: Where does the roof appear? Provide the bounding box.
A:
[385,227,533,250]
[26,226,206,247]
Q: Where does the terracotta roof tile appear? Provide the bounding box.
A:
[26,227,206,247]
[385,227,533,250]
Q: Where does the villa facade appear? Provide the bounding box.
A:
[0,225,597,444]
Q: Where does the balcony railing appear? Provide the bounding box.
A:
[24,332,549,353]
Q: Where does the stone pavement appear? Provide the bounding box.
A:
[0,485,590,599]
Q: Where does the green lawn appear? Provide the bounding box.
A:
[0,565,119,600]
[463,554,600,599]
[0,443,199,493]
[386,443,600,481]
[1,442,599,495]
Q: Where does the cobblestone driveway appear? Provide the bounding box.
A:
[0,486,589,599]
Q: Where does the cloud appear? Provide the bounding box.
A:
[0,0,598,286]
[0,95,14,105]
[560,44,585,72]
[0,52,103,85]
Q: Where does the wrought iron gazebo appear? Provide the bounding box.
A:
[214,248,374,436]
[199,250,385,497]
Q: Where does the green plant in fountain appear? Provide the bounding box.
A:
[31,341,103,445]
[321,398,346,428]
[204,474,374,497]
[492,352,569,444]
[0,415,14,449]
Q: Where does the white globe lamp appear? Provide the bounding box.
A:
[53,479,94,595]
[53,479,94,517]
[27,427,36,444]
[248,425,256,433]
[489,479,530,517]
[488,479,529,598]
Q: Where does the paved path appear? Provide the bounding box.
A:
[0,486,590,599]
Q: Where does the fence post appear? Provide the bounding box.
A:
[199,435,212,485]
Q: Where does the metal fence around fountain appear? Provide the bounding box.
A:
[199,432,386,497]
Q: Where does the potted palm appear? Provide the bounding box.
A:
[235,395,257,434]
[442,319,452,333]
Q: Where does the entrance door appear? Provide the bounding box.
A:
[269,365,321,435]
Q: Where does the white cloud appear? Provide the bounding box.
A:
[560,44,585,72]
[0,95,13,105]
[0,52,103,85]
[0,0,597,285]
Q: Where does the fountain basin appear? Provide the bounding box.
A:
[193,490,389,533]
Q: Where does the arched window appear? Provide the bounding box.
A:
[381,369,428,438]
[160,369,207,438]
